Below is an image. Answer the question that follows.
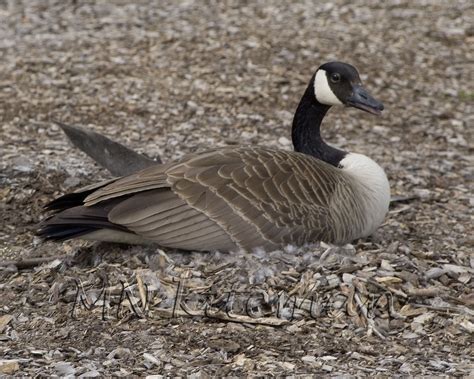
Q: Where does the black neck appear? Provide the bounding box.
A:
[292,77,346,167]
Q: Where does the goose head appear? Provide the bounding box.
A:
[313,62,384,115]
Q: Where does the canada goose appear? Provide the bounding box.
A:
[38,61,390,252]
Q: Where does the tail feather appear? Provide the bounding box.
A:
[44,179,116,212]
[38,225,100,241]
[55,121,160,176]
[39,181,154,243]
[38,202,129,242]
[45,190,96,212]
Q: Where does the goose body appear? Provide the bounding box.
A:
[39,62,390,251]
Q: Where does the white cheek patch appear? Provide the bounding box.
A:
[314,69,343,106]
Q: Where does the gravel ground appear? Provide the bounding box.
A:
[0,0,473,376]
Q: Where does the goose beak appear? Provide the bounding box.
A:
[346,85,384,116]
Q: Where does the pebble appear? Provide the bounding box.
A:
[54,362,76,376]
[107,347,131,360]
[143,353,161,367]
[79,370,101,378]
[322,364,333,372]
[326,274,341,289]
[12,157,34,173]
[0,360,19,375]
[301,355,316,363]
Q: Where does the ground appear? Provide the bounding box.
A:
[0,0,473,376]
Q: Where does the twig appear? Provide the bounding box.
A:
[412,303,474,316]
[204,262,234,276]
[366,278,408,299]
[136,272,148,312]
[152,306,289,326]
[407,287,446,298]
[354,293,386,339]
[0,255,67,270]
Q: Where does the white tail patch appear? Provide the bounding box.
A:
[314,69,343,106]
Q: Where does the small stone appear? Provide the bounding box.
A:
[457,273,471,284]
[12,157,34,173]
[63,176,81,189]
[380,259,395,272]
[424,267,446,279]
[107,347,131,360]
[342,273,355,283]
[280,362,296,370]
[31,350,47,356]
[286,324,302,333]
[399,362,412,373]
[320,356,337,361]
[458,318,474,333]
[79,370,101,378]
[54,362,76,376]
[402,331,419,339]
[208,339,240,353]
[326,274,340,289]
[301,355,316,363]
[322,364,333,372]
[0,360,19,374]
[0,315,13,333]
[143,353,161,367]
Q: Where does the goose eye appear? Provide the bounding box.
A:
[330,73,341,83]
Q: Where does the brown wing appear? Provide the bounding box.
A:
[83,147,346,250]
